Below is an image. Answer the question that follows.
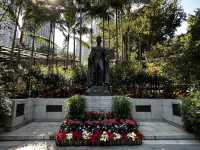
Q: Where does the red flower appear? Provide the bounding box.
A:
[136,131,144,140]
[121,133,128,141]
[95,120,101,125]
[65,119,82,125]
[56,131,66,143]
[91,130,102,145]
[73,131,81,140]
[108,131,113,141]
[102,119,118,126]
[120,119,125,124]
[125,119,137,126]
[85,120,95,126]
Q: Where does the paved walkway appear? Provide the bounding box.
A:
[0,140,200,150]
[0,122,194,141]
[0,121,199,150]
[0,121,196,140]
[139,122,195,140]
[0,122,60,140]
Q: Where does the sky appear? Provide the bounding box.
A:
[176,0,200,34]
[55,0,200,50]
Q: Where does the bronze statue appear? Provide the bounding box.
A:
[88,36,109,87]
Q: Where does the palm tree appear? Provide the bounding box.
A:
[73,28,76,64]
[73,0,97,64]
[43,6,61,67]
[77,1,85,65]
[6,0,24,67]
[63,3,77,67]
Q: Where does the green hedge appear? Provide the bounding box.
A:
[65,95,86,120]
[112,96,132,119]
[182,90,200,137]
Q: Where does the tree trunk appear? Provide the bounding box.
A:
[16,29,24,65]
[90,18,93,48]
[10,5,21,67]
[47,21,52,66]
[31,22,36,66]
[51,23,56,66]
[115,9,119,62]
[27,22,36,98]
[73,28,76,64]
[120,12,123,61]
[126,28,130,62]
[103,17,105,47]
[67,33,70,68]
[79,6,82,65]
[108,17,110,49]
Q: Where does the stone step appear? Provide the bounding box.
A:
[0,134,196,141]
[0,122,196,141]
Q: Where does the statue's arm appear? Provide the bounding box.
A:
[104,49,109,62]
[89,49,94,62]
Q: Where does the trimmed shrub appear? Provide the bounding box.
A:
[112,96,132,119]
[182,89,200,137]
[65,95,86,120]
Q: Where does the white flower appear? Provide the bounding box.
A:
[82,130,91,140]
[66,133,73,140]
[127,132,137,142]
[100,131,109,142]
[113,132,121,140]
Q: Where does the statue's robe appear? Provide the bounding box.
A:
[88,46,109,86]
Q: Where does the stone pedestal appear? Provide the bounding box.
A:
[86,86,111,96]
[84,96,112,112]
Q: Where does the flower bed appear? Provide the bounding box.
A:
[55,112,143,146]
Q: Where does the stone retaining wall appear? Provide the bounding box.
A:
[10,97,183,129]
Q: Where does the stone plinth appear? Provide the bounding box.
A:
[8,97,183,129]
[84,96,112,111]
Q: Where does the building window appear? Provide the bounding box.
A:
[16,104,25,117]
[136,105,151,112]
[46,105,62,112]
[172,104,181,116]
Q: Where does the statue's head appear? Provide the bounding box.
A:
[96,36,102,46]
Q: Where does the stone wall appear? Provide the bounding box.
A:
[10,98,66,128]
[132,99,163,121]
[33,98,66,121]
[10,97,183,129]
[162,99,182,125]
[85,97,183,126]
[11,99,33,128]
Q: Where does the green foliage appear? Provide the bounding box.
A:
[112,96,132,119]
[100,0,185,60]
[0,95,12,127]
[0,63,28,98]
[110,61,174,98]
[0,62,87,98]
[157,10,200,84]
[66,95,86,120]
[27,65,87,98]
[42,73,65,89]
[135,0,185,45]
[110,62,136,87]
[71,65,87,86]
[188,9,200,42]
[182,89,200,137]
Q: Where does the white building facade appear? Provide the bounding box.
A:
[23,22,52,50]
[0,0,16,48]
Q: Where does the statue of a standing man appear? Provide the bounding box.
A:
[88,36,109,87]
